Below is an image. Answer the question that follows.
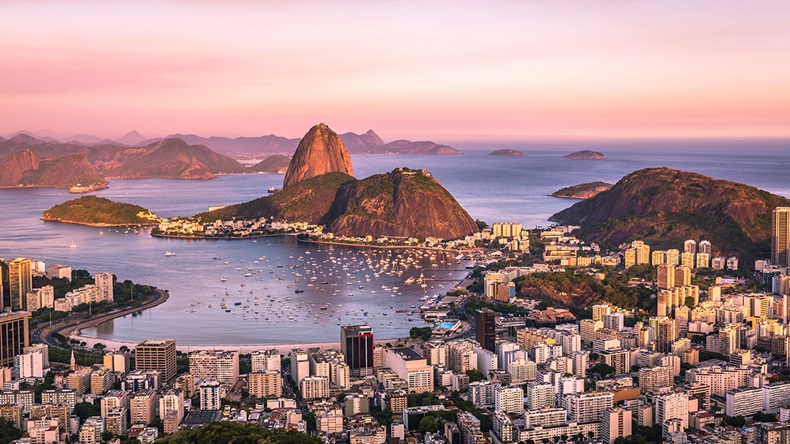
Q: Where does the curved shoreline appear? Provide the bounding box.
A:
[34,288,170,350]
[41,218,159,228]
[295,237,462,252]
[151,232,294,240]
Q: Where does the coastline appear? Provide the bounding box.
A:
[295,237,462,253]
[150,232,294,240]
[41,218,159,228]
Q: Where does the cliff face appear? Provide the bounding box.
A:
[0,149,40,186]
[550,167,790,258]
[0,149,107,188]
[326,168,478,239]
[283,124,354,188]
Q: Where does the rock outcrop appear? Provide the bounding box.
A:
[549,182,613,199]
[0,149,107,189]
[550,167,790,260]
[283,124,354,188]
[0,149,40,186]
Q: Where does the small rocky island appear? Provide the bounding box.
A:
[43,196,160,226]
[563,150,607,159]
[549,181,613,199]
[488,149,525,156]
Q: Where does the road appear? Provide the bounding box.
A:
[32,288,169,349]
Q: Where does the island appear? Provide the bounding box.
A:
[488,149,525,156]
[549,181,613,199]
[42,196,160,226]
[563,150,607,159]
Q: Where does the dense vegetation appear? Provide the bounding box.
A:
[250,155,291,173]
[43,196,157,226]
[514,266,655,312]
[154,422,323,444]
[551,167,790,266]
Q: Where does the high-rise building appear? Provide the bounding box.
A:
[8,258,32,311]
[624,249,636,269]
[341,325,374,376]
[251,349,280,372]
[675,266,691,286]
[300,375,330,400]
[135,339,176,382]
[494,386,524,414]
[289,348,309,383]
[665,249,680,266]
[698,240,712,254]
[684,240,697,254]
[632,241,651,265]
[249,371,282,398]
[773,208,790,267]
[565,391,614,423]
[0,311,30,368]
[651,250,666,266]
[158,388,184,434]
[654,391,688,431]
[130,389,157,425]
[199,379,222,410]
[475,309,496,352]
[681,252,695,269]
[657,264,675,290]
[382,347,433,393]
[602,407,632,444]
[188,350,239,384]
[696,253,710,269]
[94,272,114,302]
[592,304,612,322]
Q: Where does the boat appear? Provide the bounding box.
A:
[268,186,279,193]
[220,277,227,282]
[68,241,77,249]
[165,251,176,257]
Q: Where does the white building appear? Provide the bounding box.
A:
[495,386,524,414]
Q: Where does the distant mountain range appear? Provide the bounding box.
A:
[4,129,463,156]
[0,135,246,189]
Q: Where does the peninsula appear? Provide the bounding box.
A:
[43,196,160,226]
[549,181,613,199]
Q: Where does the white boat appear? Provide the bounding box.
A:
[220,277,227,282]
[68,240,77,248]
[165,251,176,256]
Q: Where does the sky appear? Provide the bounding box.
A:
[1,0,789,142]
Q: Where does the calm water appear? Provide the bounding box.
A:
[1,143,789,345]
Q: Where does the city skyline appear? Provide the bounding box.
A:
[2,1,789,141]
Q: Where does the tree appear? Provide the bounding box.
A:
[466,369,485,382]
[101,431,114,441]
[419,416,439,434]
[73,402,101,421]
[752,412,777,423]
[0,417,23,443]
[93,343,107,351]
[724,416,746,427]
[589,363,615,378]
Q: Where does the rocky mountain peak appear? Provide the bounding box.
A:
[283,123,354,188]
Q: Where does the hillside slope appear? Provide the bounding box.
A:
[550,167,790,259]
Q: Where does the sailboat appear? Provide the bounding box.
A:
[68,240,77,248]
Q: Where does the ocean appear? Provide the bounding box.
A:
[1,142,788,345]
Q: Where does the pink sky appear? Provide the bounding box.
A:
[1,0,789,142]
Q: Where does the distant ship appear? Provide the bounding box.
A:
[68,240,77,248]
[267,186,279,193]
[165,251,176,257]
